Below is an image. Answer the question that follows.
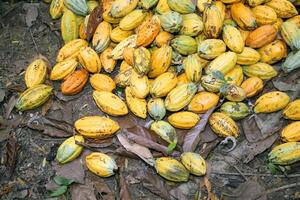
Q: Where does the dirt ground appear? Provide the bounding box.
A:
[0,1,300,200]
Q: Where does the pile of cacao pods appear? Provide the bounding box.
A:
[16,0,300,181]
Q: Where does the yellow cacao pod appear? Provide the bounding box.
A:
[215,1,226,22]
[61,9,79,44]
[92,21,111,53]
[61,69,88,95]
[258,40,287,64]
[110,34,137,60]
[205,51,237,75]
[171,35,197,55]
[90,74,116,92]
[87,1,98,13]
[281,122,300,142]
[220,0,240,4]
[150,72,177,98]
[242,62,277,80]
[79,19,87,40]
[265,0,298,18]
[155,157,189,182]
[120,9,147,31]
[140,0,159,9]
[221,84,246,102]
[103,10,122,24]
[56,135,84,164]
[110,26,134,43]
[15,84,52,111]
[122,47,134,66]
[286,15,300,28]
[245,25,277,48]
[268,142,300,165]
[181,152,206,176]
[125,87,147,118]
[150,121,177,151]
[254,91,290,113]
[240,77,264,97]
[252,5,277,26]
[183,54,208,83]
[220,102,250,120]
[282,99,300,120]
[56,39,88,62]
[222,25,244,53]
[180,13,204,36]
[167,0,195,14]
[280,21,300,50]
[201,74,225,93]
[224,65,243,86]
[156,0,171,14]
[133,47,151,76]
[93,90,128,116]
[50,0,64,19]
[50,58,78,80]
[147,98,166,120]
[168,111,200,129]
[114,68,133,88]
[188,91,219,113]
[209,112,239,138]
[203,4,223,38]
[177,73,189,85]
[197,0,212,12]
[247,0,266,7]
[231,3,257,30]
[129,71,150,99]
[109,0,139,18]
[155,31,174,47]
[86,152,118,177]
[273,17,284,31]
[120,61,133,72]
[236,47,261,65]
[78,46,101,73]
[149,45,172,78]
[25,58,48,88]
[195,32,207,44]
[198,39,226,60]
[100,47,117,73]
[165,83,197,111]
[136,15,160,47]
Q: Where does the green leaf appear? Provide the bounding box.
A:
[212,71,225,81]
[219,84,228,95]
[50,185,68,197]
[226,77,233,82]
[267,163,279,174]
[167,142,177,154]
[53,176,74,186]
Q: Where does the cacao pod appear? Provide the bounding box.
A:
[140,0,159,9]
[180,13,203,36]
[120,9,147,31]
[64,0,88,16]
[92,21,112,53]
[136,15,160,47]
[258,40,287,64]
[61,9,79,43]
[282,50,300,73]
[231,3,257,30]
[150,72,178,97]
[78,46,101,73]
[86,152,118,177]
[282,99,300,120]
[286,15,300,28]
[254,91,290,113]
[50,58,78,80]
[133,47,151,75]
[280,21,300,50]
[188,91,219,113]
[201,74,225,93]
[167,0,195,14]
[125,87,147,119]
[149,45,173,78]
[245,25,277,48]
[147,98,166,120]
[56,39,88,62]
[265,0,298,18]
[159,11,183,33]
[183,54,207,83]
[90,74,116,92]
[168,111,200,129]
[122,47,134,66]
[252,5,277,26]
[220,102,250,120]
[181,152,206,176]
[247,0,266,6]
[209,112,239,138]
[236,47,261,65]
[114,68,133,87]
[110,34,137,60]
[155,31,174,47]
[197,0,212,12]
[281,122,300,142]
[203,4,223,38]
[242,62,277,80]
[61,69,88,95]
[50,0,64,19]
[171,35,197,55]
[110,26,134,43]
[198,39,226,60]
[25,58,48,88]
[156,0,171,14]
[268,142,300,165]
[222,25,244,53]
[109,0,139,18]
[56,135,84,164]
[103,10,122,24]
[240,77,264,97]
[221,84,246,102]
[100,47,117,73]
[224,65,244,86]
[205,51,237,75]
[177,73,189,85]
[130,70,150,98]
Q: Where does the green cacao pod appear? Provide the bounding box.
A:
[64,0,88,16]
[220,102,250,120]
[167,0,195,14]
[171,35,197,55]
[268,142,300,165]
[282,50,300,73]
[280,21,300,50]
[159,11,183,33]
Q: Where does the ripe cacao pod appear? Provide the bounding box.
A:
[78,47,101,73]
[125,87,147,119]
[240,77,264,97]
[265,0,298,18]
[140,0,159,9]
[281,122,300,142]
[50,0,64,19]
[236,47,260,65]
[168,111,200,129]
[120,9,147,31]
[100,47,117,73]
[50,59,78,80]
[136,15,160,47]
[201,74,225,93]
[155,31,174,47]
[110,35,137,60]
[180,13,203,36]
[109,0,139,18]
[133,47,151,75]
[149,45,173,78]
[167,0,195,14]
[122,47,134,66]
[159,11,183,33]
[215,1,226,22]
[209,112,239,138]
[280,21,300,50]
[252,5,277,26]
[282,99,300,120]
[254,91,290,113]
[220,102,250,120]
[247,0,266,7]
[203,4,223,38]
[61,69,88,95]
[147,98,166,120]
[114,68,133,88]
[110,26,134,43]
[197,0,212,12]
[221,84,246,102]
[25,58,48,88]
[177,73,189,85]
[103,10,122,24]
[268,142,300,165]
[183,54,208,83]
[156,0,171,14]
[224,65,244,86]
[56,135,84,164]
[92,21,112,53]
[258,40,287,64]
[87,1,98,13]
[205,51,237,75]
[171,35,197,55]
[150,72,178,98]
[222,25,245,53]
[286,15,300,28]
[245,25,277,48]
[130,71,150,98]
[61,9,79,43]
[90,74,116,92]
[188,91,219,113]
[86,152,118,177]
[231,3,257,30]
[64,0,88,16]
[56,39,88,62]
[181,152,206,176]
[198,39,226,60]
[242,62,277,80]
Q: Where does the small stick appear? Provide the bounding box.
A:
[266,182,300,194]
[211,171,300,178]
[29,28,39,53]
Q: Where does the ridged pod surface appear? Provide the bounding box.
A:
[122,48,134,66]
[241,77,264,97]
[155,31,174,47]
[281,122,300,142]
[136,15,160,47]
[177,73,189,85]
[247,0,266,6]
[15,84,52,111]
[167,0,195,14]
[252,5,277,26]
[254,91,290,113]
[150,72,177,98]
[181,152,206,176]
[224,65,244,86]
[236,47,260,65]
[64,0,88,16]
[205,52,237,75]
[61,9,79,43]
[198,39,226,60]
[130,71,150,98]
[280,22,300,50]
[110,35,137,60]
[155,157,189,182]
[156,0,171,14]
[222,25,244,53]
[149,45,172,78]
[90,74,116,92]
[147,98,166,120]
[180,13,203,36]
[282,51,300,73]
[109,0,139,18]
[78,47,101,73]
[133,47,151,75]
[159,11,183,33]
[197,0,212,12]
[103,10,122,24]
[114,68,133,87]
[171,35,197,55]
[203,4,223,38]
[168,111,200,129]
[99,47,116,73]
[165,83,197,111]
[220,102,249,120]
[268,142,300,165]
[286,15,300,28]
[87,1,98,13]
[92,21,112,53]
[50,59,78,80]
[120,9,147,31]
[50,0,64,19]
[188,92,219,113]
[215,1,226,21]
[265,0,298,18]
[110,26,134,43]
[86,152,118,177]
[209,112,239,138]
[258,40,287,64]
[25,58,48,88]
[61,69,88,95]
[231,3,257,30]
[242,62,277,80]
[93,90,128,116]
[140,0,159,9]
[183,54,207,83]
[125,87,147,119]
[283,99,300,120]
[201,74,225,93]
[222,84,246,102]
[56,135,84,164]
[56,39,88,62]
[245,25,277,48]
[151,121,178,151]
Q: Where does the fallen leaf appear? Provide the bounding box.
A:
[61,101,73,124]
[41,99,53,116]
[0,88,5,103]
[53,176,74,186]
[87,172,115,200]
[119,173,131,200]
[204,177,220,200]
[50,185,68,197]
[115,114,139,129]
[71,183,96,200]
[84,137,113,148]
[126,126,158,141]
[169,181,198,200]
[23,3,39,27]
[86,6,103,41]
[5,133,18,177]
[183,107,215,152]
[115,147,139,159]
[4,95,17,119]
[199,139,221,159]
[117,133,155,166]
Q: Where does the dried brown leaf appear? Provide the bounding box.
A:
[4,95,17,119]
[5,133,18,177]
[0,88,5,103]
[41,98,53,116]
[71,183,97,200]
[204,177,220,200]
[87,172,115,200]
[119,173,131,200]
[86,6,103,41]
